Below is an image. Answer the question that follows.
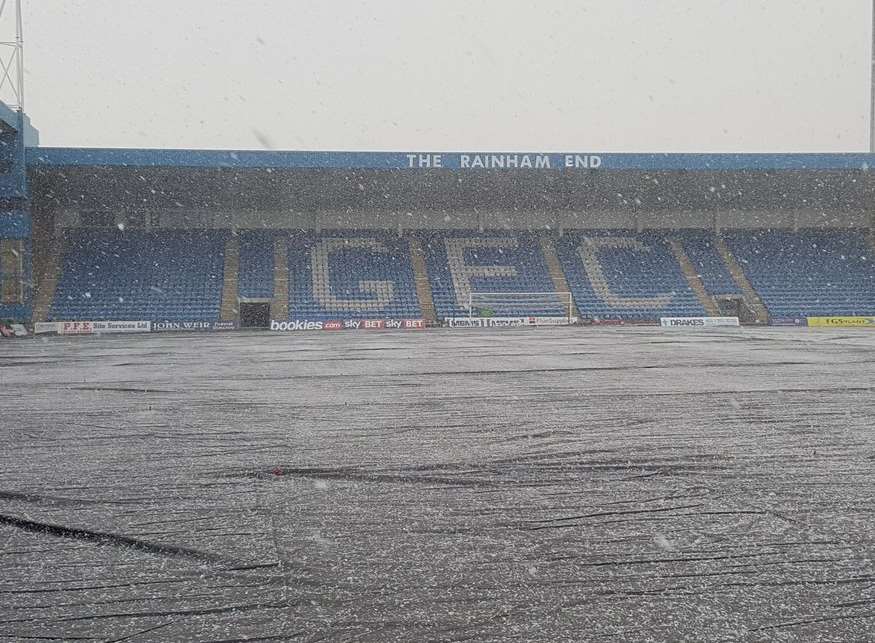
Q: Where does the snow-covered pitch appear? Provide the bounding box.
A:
[2,326,874,641]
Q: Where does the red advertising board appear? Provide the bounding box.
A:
[60,321,95,335]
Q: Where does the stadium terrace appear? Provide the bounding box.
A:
[1,104,875,331]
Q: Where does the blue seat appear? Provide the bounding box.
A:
[285,232,422,321]
[421,231,565,319]
[555,230,704,320]
[51,229,225,322]
[724,230,875,317]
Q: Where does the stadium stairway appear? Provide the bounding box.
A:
[714,236,770,323]
[219,234,240,321]
[667,238,720,316]
[540,236,580,319]
[31,234,62,322]
[408,237,437,324]
[271,236,289,320]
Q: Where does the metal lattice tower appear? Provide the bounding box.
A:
[0,0,23,186]
[0,0,24,197]
[0,0,23,113]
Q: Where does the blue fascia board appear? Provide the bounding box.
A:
[24,148,875,172]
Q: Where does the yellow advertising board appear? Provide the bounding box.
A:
[806,316,875,328]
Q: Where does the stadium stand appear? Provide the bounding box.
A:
[420,232,567,319]
[723,229,875,317]
[50,229,226,322]
[21,146,875,327]
[36,226,875,325]
[555,231,706,321]
[285,232,421,320]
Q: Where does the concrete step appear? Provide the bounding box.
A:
[714,237,770,324]
[668,238,720,316]
[539,236,579,318]
[271,236,289,321]
[32,236,62,322]
[219,234,240,322]
[1,239,23,305]
[409,238,437,323]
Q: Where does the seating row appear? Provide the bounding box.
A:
[49,229,875,322]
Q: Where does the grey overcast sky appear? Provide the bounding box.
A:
[20,0,874,152]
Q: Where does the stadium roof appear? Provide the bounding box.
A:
[25,148,875,172]
[26,148,875,215]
